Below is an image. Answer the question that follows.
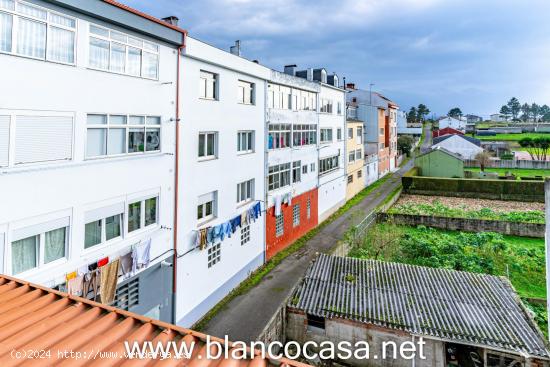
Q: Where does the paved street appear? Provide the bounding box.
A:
[202,156,418,342]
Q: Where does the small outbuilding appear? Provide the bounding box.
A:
[431,134,483,160]
[415,146,465,178]
[287,254,550,367]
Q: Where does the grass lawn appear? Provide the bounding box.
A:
[474,133,550,141]
[465,167,550,178]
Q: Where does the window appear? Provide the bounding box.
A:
[307,198,311,219]
[310,162,315,172]
[0,1,75,64]
[268,163,291,191]
[84,206,123,249]
[357,127,363,144]
[207,243,220,268]
[238,80,254,104]
[293,124,317,147]
[237,179,254,204]
[358,170,362,178]
[347,175,353,184]
[127,196,158,233]
[200,71,217,99]
[319,155,339,175]
[348,128,353,139]
[198,132,217,159]
[280,86,291,110]
[320,128,333,143]
[292,161,301,183]
[337,102,342,115]
[292,204,300,227]
[268,84,279,109]
[379,143,384,150]
[11,220,68,275]
[336,128,342,141]
[380,127,384,135]
[237,131,254,153]
[356,149,362,160]
[240,225,250,246]
[348,151,355,164]
[299,90,317,111]
[89,24,159,79]
[320,99,333,113]
[302,165,308,174]
[197,191,217,222]
[268,124,291,149]
[275,213,284,237]
[86,114,160,158]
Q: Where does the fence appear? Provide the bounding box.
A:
[464,159,550,170]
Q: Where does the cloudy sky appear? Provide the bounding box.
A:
[125,0,550,117]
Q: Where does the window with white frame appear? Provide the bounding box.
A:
[337,102,342,115]
[86,114,160,158]
[356,127,363,144]
[280,86,291,110]
[237,178,254,204]
[319,155,339,175]
[320,99,333,113]
[275,213,284,237]
[292,124,316,147]
[292,160,301,183]
[238,80,254,104]
[336,128,342,141]
[307,198,311,219]
[348,128,353,139]
[348,151,355,164]
[127,196,157,233]
[84,204,124,249]
[89,24,159,79]
[268,163,290,191]
[0,1,76,64]
[240,225,250,245]
[267,84,279,109]
[199,70,217,100]
[347,175,353,184]
[197,191,217,222]
[300,90,316,111]
[237,131,254,153]
[310,162,316,172]
[11,218,69,275]
[292,204,300,227]
[302,165,308,174]
[207,243,220,268]
[198,132,217,159]
[355,148,362,160]
[268,124,291,149]
[320,128,332,143]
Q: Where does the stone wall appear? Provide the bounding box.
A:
[378,213,544,238]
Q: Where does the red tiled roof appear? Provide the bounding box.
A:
[0,275,311,367]
[433,127,464,138]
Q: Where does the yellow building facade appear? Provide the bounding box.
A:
[345,120,365,200]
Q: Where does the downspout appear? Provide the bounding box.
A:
[173,32,187,324]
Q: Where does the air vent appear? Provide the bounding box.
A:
[114,278,140,310]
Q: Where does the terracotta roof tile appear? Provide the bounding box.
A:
[0,275,311,367]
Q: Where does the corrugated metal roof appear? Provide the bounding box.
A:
[289,254,549,359]
[433,134,481,147]
[0,274,311,367]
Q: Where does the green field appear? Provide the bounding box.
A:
[474,132,550,141]
[465,167,550,178]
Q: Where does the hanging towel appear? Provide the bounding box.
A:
[192,231,200,248]
[120,252,133,279]
[67,275,83,296]
[66,271,77,282]
[230,216,241,233]
[199,228,208,250]
[206,227,216,244]
[287,193,292,206]
[274,195,282,216]
[213,225,223,242]
[241,211,248,226]
[136,239,151,269]
[100,259,119,305]
[253,202,261,220]
[221,221,232,240]
[83,269,99,301]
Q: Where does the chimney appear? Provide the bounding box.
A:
[161,16,179,26]
[230,40,241,56]
[346,83,356,90]
[284,64,297,76]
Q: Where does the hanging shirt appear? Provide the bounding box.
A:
[274,195,282,216]
[230,216,241,233]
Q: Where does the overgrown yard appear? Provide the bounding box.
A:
[389,195,544,223]
[465,167,550,178]
[474,132,550,141]
[348,224,547,332]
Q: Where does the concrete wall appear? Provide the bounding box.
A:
[379,213,544,238]
[464,159,550,170]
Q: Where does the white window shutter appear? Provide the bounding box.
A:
[0,116,10,167]
[15,115,73,164]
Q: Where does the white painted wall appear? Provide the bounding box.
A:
[432,135,483,160]
[439,117,466,131]
[0,12,177,287]
[364,156,379,186]
[175,37,269,327]
[318,84,347,222]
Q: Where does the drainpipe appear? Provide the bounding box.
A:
[173,32,187,324]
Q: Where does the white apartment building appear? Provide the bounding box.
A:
[264,66,320,260]
[176,37,269,327]
[0,0,183,322]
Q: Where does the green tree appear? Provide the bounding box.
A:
[417,104,430,122]
[397,135,414,156]
[518,137,534,159]
[448,107,463,118]
[531,103,541,122]
[521,103,531,122]
[499,105,511,121]
[407,106,418,123]
[475,151,492,172]
[519,137,550,160]
[507,97,521,121]
[541,105,550,122]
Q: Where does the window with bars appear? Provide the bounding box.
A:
[208,243,221,268]
[241,225,250,245]
[268,124,291,150]
[358,170,362,178]
[292,204,300,227]
[114,278,139,309]
[89,24,159,79]
[86,114,160,158]
[275,213,284,237]
[268,163,291,191]
[347,175,353,184]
